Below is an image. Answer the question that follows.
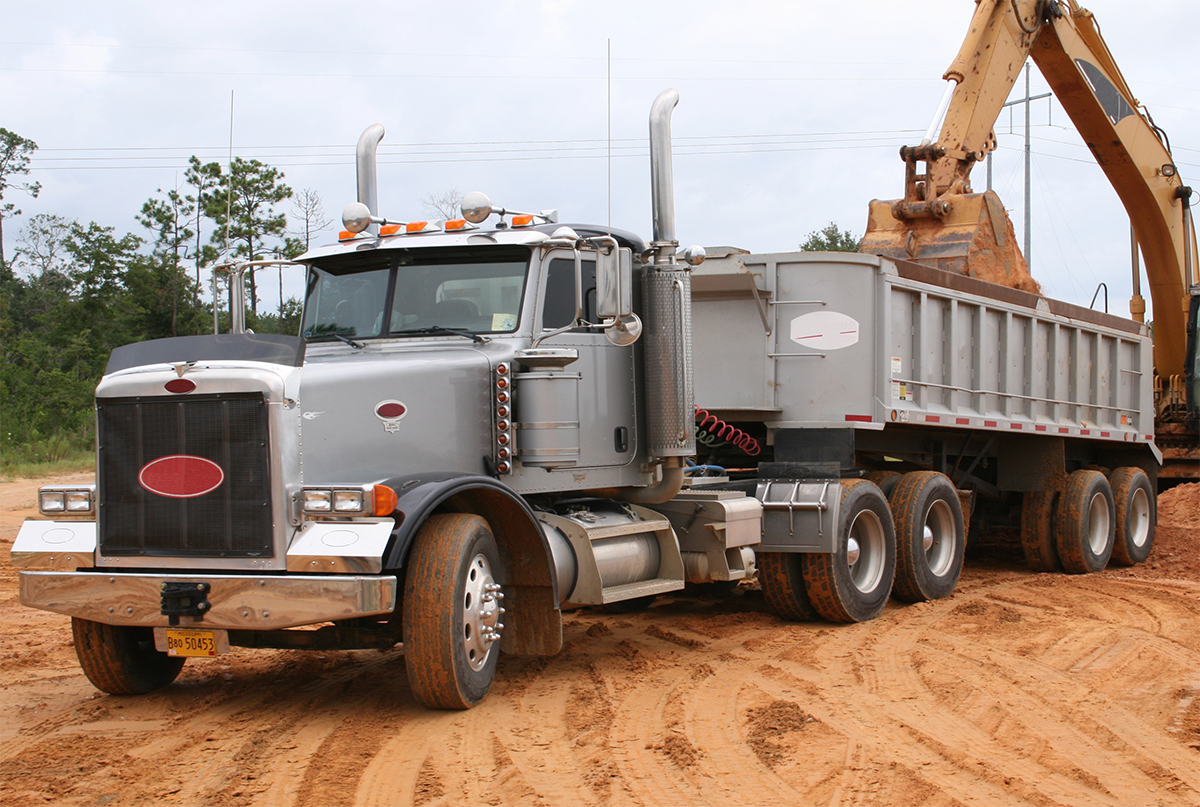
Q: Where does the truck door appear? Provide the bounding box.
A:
[536,250,638,469]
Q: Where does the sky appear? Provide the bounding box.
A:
[2,0,1197,324]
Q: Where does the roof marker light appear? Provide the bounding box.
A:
[338,230,359,241]
[406,221,433,233]
[444,219,474,232]
[512,215,534,227]
[379,224,402,236]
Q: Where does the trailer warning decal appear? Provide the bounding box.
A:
[789,311,859,350]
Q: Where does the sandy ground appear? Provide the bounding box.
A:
[1,475,1197,807]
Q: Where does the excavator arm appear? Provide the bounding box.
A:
[861,0,1197,410]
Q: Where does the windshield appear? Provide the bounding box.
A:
[302,249,530,341]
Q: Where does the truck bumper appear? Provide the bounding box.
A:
[18,570,397,630]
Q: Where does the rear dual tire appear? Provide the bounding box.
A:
[802,480,896,623]
[1055,470,1116,574]
[889,472,965,602]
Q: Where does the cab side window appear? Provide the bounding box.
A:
[542,258,598,330]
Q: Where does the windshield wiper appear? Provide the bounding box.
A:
[331,333,365,349]
[394,326,487,344]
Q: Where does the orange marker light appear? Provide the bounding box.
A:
[379,224,402,236]
[406,221,429,233]
[444,219,468,231]
[373,484,399,516]
[338,230,357,241]
[512,215,534,227]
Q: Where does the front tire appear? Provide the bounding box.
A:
[802,480,896,623]
[72,618,185,695]
[1109,467,1155,566]
[1055,470,1115,574]
[889,472,965,602]
[403,513,504,709]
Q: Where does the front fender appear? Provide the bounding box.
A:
[380,472,563,656]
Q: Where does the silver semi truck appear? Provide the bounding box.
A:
[13,90,1160,709]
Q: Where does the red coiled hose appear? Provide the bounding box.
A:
[694,406,762,456]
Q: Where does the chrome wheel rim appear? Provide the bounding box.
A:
[462,553,504,672]
[1086,491,1111,555]
[847,510,887,594]
[924,499,957,577]
[1128,487,1151,549]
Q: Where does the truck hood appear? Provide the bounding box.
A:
[299,344,493,483]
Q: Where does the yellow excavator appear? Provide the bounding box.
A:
[860,0,1198,481]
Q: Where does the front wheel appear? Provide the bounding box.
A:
[1109,467,1156,566]
[72,618,186,695]
[1055,470,1115,574]
[802,480,896,623]
[403,514,505,709]
[889,472,965,602]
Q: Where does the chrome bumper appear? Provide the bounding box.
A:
[18,570,397,630]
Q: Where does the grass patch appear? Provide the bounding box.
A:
[1,430,95,482]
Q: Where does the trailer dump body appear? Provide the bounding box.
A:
[692,251,1155,449]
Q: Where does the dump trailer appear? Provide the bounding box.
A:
[685,247,1160,622]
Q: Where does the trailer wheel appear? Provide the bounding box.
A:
[889,472,965,602]
[864,470,902,499]
[1109,467,1156,566]
[1054,470,1115,574]
[403,513,504,709]
[1020,490,1062,572]
[802,480,896,623]
[71,618,185,695]
[758,553,817,621]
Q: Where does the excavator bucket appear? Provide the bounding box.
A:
[860,190,1042,295]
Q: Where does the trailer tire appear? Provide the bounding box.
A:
[865,470,903,499]
[403,513,504,709]
[1020,490,1062,572]
[1109,467,1156,566]
[71,618,185,695]
[889,472,965,602]
[758,553,818,621]
[1054,470,1115,574]
[802,480,896,623]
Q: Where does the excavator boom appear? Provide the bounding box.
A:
[860,0,1197,412]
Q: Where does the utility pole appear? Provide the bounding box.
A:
[992,63,1050,268]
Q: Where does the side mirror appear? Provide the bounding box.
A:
[596,246,632,320]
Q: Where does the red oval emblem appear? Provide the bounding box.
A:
[139,455,225,498]
[165,379,196,394]
[375,401,407,420]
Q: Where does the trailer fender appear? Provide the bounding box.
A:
[380,472,563,656]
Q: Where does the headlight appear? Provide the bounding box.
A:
[38,487,94,516]
[300,485,397,517]
[333,490,365,513]
[302,489,333,512]
[302,487,367,515]
[39,491,66,513]
[66,491,93,512]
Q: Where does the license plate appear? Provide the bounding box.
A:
[154,628,229,657]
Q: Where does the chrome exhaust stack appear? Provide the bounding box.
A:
[643,89,697,473]
[355,124,385,237]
